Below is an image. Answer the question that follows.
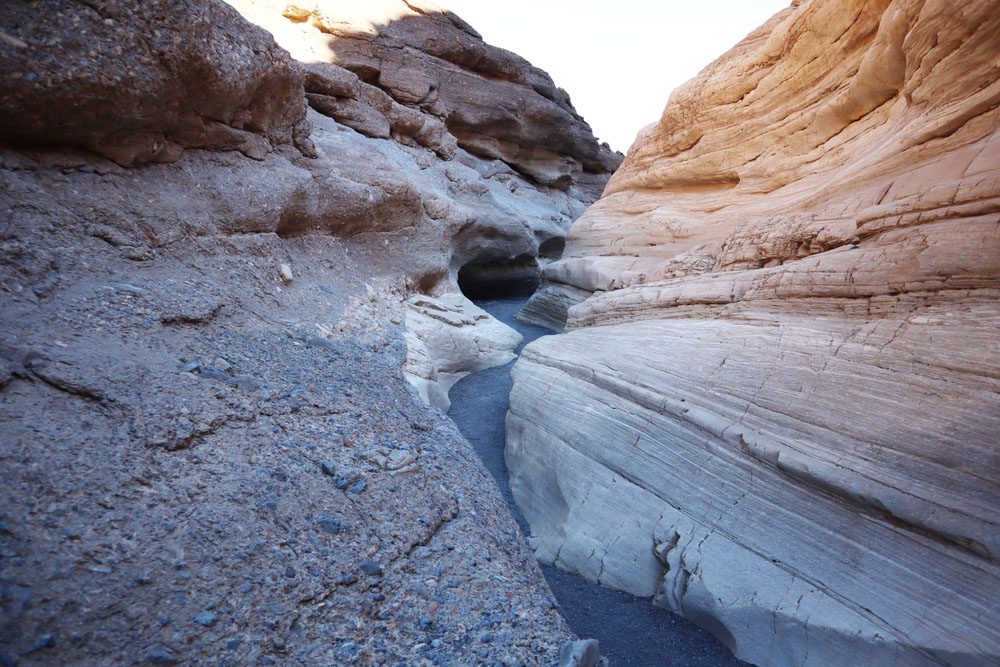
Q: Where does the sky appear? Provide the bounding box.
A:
[439,0,791,152]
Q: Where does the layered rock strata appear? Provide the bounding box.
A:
[403,292,522,411]
[0,0,616,663]
[224,0,621,405]
[509,0,1000,665]
[229,0,621,199]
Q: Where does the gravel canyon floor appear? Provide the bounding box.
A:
[2,0,998,665]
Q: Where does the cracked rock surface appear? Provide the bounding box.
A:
[0,222,578,665]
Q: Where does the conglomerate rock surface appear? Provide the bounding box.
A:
[0,1,618,664]
[0,0,311,167]
[509,0,1000,665]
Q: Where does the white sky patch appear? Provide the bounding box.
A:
[439,0,791,152]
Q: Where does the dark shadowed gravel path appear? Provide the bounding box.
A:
[447,297,749,667]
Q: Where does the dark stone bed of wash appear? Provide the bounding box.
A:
[447,297,748,667]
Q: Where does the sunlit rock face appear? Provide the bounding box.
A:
[508,0,1000,665]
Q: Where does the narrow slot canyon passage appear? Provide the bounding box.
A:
[4,0,995,663]
[446,294,747,667]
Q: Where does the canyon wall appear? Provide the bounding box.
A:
[222,0,622,407]
[0,1,616,663]
[509,0,1000,665]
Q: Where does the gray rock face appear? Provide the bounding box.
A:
[0,0,309,166]
[0,102,574,667]
[0,0,616,664]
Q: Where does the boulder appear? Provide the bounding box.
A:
[403,293,522,411]
[0,0,308,166]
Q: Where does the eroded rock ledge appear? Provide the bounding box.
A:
[403,292,522,411]
[509,0,1000,665]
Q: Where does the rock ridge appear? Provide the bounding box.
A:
[231,0,621,198]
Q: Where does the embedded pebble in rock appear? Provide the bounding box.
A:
[23,634,55,655]
[557,639,602,667]
[385,450,415,470]
[194,611,218,627]
[359,559,383,577]
[145,647,179,664]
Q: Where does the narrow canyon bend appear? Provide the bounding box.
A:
[0,1,998,666]
[445,296,748,667]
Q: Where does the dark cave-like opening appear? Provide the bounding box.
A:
[538,236,565,260]
[457,254,541,300]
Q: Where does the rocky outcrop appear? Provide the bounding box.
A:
[225,1,618,379]
[0,0,311,166]
[229,0,621,197]
[403,292,522,411]
[0,1,615,664]
[508,1,1000,665]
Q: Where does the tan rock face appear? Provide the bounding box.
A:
[524,0,1000,328]
[509,0,1000,665]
